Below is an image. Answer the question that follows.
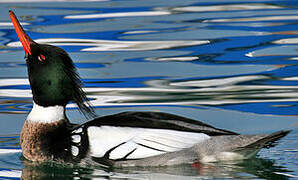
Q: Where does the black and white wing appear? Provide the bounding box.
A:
[87,126,210,160]
[80,111,238,160]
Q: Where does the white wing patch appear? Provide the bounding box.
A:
[87,126,210,159]
[71,146,79,156]
[72,135,81,143]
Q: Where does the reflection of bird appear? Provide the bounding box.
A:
[9,10,290,167]
[20,157,291,179]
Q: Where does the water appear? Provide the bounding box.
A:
[0,0,297,179]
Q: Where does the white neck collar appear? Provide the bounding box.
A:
[27,102,66,123]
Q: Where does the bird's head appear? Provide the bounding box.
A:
[9,10,95,118]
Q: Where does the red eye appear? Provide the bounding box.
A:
[38,54,46,62]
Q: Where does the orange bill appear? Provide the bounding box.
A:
[9,10,33,55]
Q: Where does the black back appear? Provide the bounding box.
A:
[84,111,238,136]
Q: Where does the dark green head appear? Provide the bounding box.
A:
[9,10,95,118]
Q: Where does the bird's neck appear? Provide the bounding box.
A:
[21,102,72,162]
[26,102,66,123]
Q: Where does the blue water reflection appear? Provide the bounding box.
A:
[0,0,297,179]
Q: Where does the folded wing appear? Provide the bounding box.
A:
[83,111,238,160]
[87,126,210,160]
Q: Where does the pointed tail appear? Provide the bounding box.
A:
[233,130,291,157]
[245,130,291,149]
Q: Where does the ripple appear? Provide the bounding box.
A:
[7,38,210,51]
[64,11,171,19]
[147,56,199,62]
[170,75,268,87]
[171,3,282,12]
[271,31,298,35]
[273,38,298,44]
[0,79,28,86]
[246,46,298,57]
[0,149,21,154]
[274,172,298,178]
[204,15,298,23]
[123,30,158,35]
[0,22,29,26]
[0,169,21,178]
[2,74,298,108]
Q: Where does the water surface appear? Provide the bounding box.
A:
[0,0,297,179]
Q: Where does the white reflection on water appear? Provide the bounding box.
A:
[2,76,298,107]
[274,172,298,178]
[0,170,21,178]
[123,30,158,35]
[0,22,29,26]
[147,56,199,62]
[170,75,268,87]
[7,38,210,51]
[246,45,298,57]
[205,15,298,23]
[0,149,21,154]
[65,11,171,19]
[171,3,282,12]
[273,38,298,44]
[224,22,288,27]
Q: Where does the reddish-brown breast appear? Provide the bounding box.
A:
[20,119,72,162]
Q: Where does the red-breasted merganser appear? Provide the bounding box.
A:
[9,10,290,167]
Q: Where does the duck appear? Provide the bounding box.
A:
[9,10,290,167]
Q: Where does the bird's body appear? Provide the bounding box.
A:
[9,10,290,167]
[20,109,290,167]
